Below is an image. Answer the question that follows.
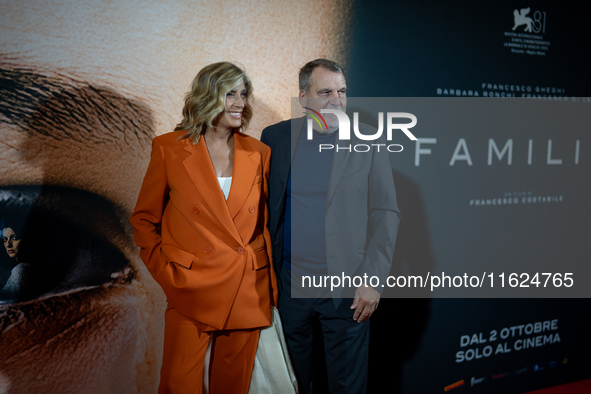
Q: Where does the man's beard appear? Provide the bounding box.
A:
[322,104,345,133]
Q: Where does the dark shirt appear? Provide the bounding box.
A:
[282,127,336,275]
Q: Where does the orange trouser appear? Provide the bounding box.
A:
[159,306,260,394]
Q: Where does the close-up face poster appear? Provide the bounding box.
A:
[0,1,589,393]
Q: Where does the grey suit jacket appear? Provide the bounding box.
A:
[261,117,400,300]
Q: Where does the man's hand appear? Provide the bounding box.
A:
[350,285,380,322]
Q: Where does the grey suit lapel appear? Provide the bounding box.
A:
[272,117,304,218]
[326,130,350,209]
[290,117,305,162]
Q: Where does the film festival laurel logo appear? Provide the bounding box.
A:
[505,7,549,56]
[304,108,417,153]
[512,7,546,34]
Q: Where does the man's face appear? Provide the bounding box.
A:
[299,67,347,132]
[0,1,350,392]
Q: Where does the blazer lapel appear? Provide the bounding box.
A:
[182,137,243,244]
[290,117,305,163]
[226,133,258,220]
[326,130,350,209]
[269,117,305,221]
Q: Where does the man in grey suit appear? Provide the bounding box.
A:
[261,59,400,393]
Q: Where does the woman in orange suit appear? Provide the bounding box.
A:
[130,62,278,394]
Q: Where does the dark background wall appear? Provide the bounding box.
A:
[347,1,591,393]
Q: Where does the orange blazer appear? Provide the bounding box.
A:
[130,130,278,330]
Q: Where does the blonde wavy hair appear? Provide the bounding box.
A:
[175,62,253,143]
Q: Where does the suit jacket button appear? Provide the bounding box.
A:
[237,247,245,254]
[204,247,211,254]
[193,207,200,214]
[249,206,255,213]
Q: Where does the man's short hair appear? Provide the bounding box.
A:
[299,59,344,93]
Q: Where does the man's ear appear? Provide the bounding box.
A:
[298,90,307,108]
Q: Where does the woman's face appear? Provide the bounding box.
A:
[215,80,248,132]
[2,227,20,259]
